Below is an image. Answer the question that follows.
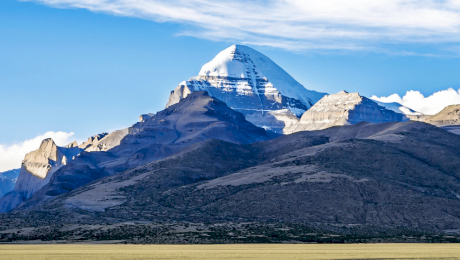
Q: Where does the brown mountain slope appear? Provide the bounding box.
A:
[426,104,460,127]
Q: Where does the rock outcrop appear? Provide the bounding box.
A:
[0,139,82,212]
[166,45,326,134]
[82,130,129,152]
[287,91,408,133]
[78,133,109,150]
[65,141,79,148]
[139,113,155,123]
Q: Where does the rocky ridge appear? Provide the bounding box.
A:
[10,92,272,212]
[80,130,129,152]
[286,91,409,132]
[0,139,82,213]
[0,128,129,213]
[425,104,460,127]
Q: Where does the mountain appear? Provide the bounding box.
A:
[425,104,460,127]
[0,139,82,213]
[10,92,272,212]
[0,169,19,198]
[286,91,408,133]
[166,45,326,134]
[0,126,130,213]
[403,104,460,135]
[4,121,460,235]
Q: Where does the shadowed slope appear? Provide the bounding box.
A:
[13,92,271,211]
[8,121,460,231]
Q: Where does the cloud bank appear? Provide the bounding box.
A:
[0,131,76,172]
[371,88,460,115]
[23,0,460,53]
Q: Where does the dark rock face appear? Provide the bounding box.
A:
[8,121,460,232]
[127,91,270,147]
[14,92,271,211]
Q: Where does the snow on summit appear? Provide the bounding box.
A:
[198,45,324,106]
[166,45,326,134]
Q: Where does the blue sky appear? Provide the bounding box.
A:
[1,0,460,171]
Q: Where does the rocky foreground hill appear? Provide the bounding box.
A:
[1,118,460,243]
[19,121,460,227]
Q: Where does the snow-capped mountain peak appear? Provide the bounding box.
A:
[166,45,326,133]
[198,45,324,107]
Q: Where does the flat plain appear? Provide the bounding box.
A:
[1,244,460,260]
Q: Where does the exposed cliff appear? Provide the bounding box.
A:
[0,139,82,212]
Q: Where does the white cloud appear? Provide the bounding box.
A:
[22,0,460,53]
[371,88,460,115]
[0,131,76,172]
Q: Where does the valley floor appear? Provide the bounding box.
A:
[1,244,460,260]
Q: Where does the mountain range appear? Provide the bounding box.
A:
[0,45,459,243]
[12,121,460,228]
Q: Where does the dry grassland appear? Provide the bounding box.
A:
[1,244,460,260]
